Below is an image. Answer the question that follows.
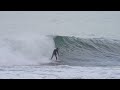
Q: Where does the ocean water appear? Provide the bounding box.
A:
[1,33,120,67]
[1,33,120,79]
[0,11,120,78]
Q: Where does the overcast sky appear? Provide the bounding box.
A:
[0,11,120,38]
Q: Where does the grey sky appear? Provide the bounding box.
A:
[0,11,120,38]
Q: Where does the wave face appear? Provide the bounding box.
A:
[54,36,120,66]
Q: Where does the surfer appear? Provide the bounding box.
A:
[51,48,59,60]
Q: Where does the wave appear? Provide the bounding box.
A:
[53,36,120,66]
[0,33,120,66]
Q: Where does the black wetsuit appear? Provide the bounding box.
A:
[51,48,59,60]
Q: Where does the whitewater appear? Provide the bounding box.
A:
[0,11,120,79]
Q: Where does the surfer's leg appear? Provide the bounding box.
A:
[51,54,54,59]
[55,55,57,60]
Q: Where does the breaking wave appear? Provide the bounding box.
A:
[0,33,120,66]
[0,34,55,66]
